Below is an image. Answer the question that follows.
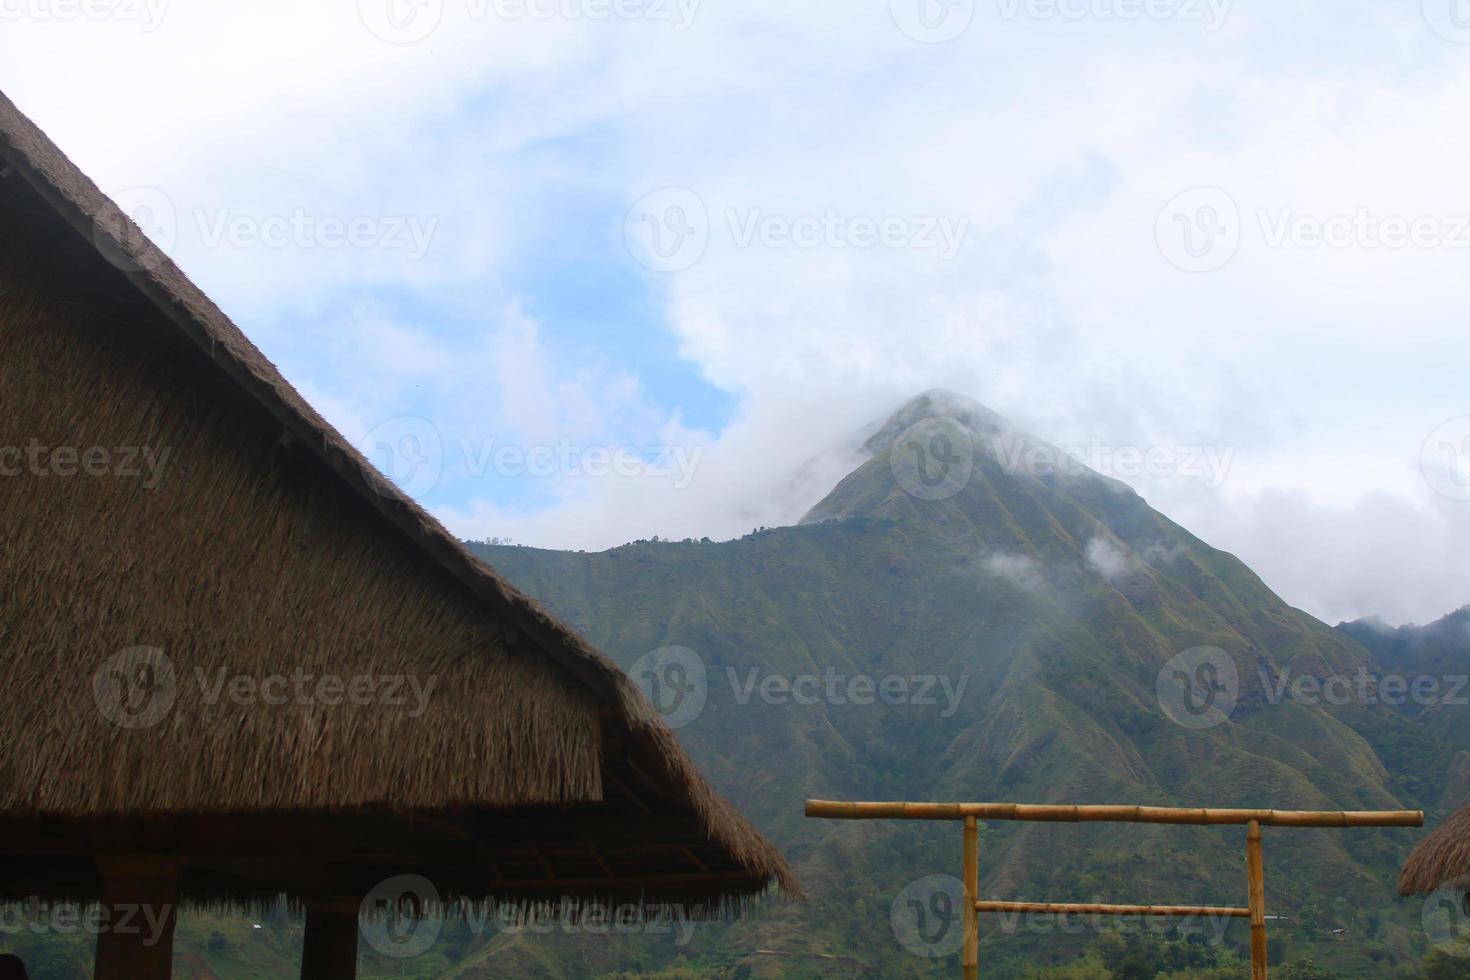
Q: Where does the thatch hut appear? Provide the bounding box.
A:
[1401,804,1470,908]
[0,89,796,979]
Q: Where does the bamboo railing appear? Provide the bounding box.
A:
[804,800,1423,980]
[803,800,1424,826]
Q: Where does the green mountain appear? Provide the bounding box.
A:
[8,392,1457,978]
[463,391,1461,977]
[1338,609,1470,811]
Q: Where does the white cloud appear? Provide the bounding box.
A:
[5,1,1469,625]
[1085,537,1133,583]
[981,552,1049,594]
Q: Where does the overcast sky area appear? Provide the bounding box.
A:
[4,0,1468,627]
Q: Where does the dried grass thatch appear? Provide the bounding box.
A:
[0,88,797,912]
[1400,803,1470,901]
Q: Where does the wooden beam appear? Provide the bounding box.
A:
[1246,820,1268,980]
[530,845,557,880]
[678,846,710,875]
[603,770,657,816]
[301,896,360,980]
[962,816,978,980]
[92,855,183,980]
[976,901,1249,918]
[0,807,720,858]
[804,800,1423,827]
[590,845,618,879]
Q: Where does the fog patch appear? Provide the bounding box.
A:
[981,552,1048,593]
[1085,536,1134,582]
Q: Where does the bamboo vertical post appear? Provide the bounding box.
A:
[1246,819,1267,980]
[963,815,978,980]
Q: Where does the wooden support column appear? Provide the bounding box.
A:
[92,855,183,980]
[963,815,978,980]
[1246,820,1267,980]
[301,896,361,980]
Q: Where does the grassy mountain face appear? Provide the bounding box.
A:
[1338,610,1470,812]
[464,391,1459,977]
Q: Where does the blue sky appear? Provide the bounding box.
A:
[3,0,1470,623]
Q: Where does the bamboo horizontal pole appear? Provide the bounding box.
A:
[804,801,1423,828]
[975,901,1249,918]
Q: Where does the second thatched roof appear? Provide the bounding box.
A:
[1401,803,1470,901]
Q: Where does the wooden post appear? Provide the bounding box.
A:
[93,855,183,980]
[301,896,361,980]
[963,815,978,980]
[1246,820,1267,980]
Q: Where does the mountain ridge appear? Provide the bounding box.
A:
[465,392,1461,975]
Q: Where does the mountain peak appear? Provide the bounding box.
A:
[861,389,1016,457]
[803,390,1134,526]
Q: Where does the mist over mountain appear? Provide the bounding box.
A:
[466,391,1465,976]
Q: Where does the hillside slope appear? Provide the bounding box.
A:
[469,391,1451,976]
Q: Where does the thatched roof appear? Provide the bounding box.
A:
[0,88,797,914]
[1401,803,1470,901]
